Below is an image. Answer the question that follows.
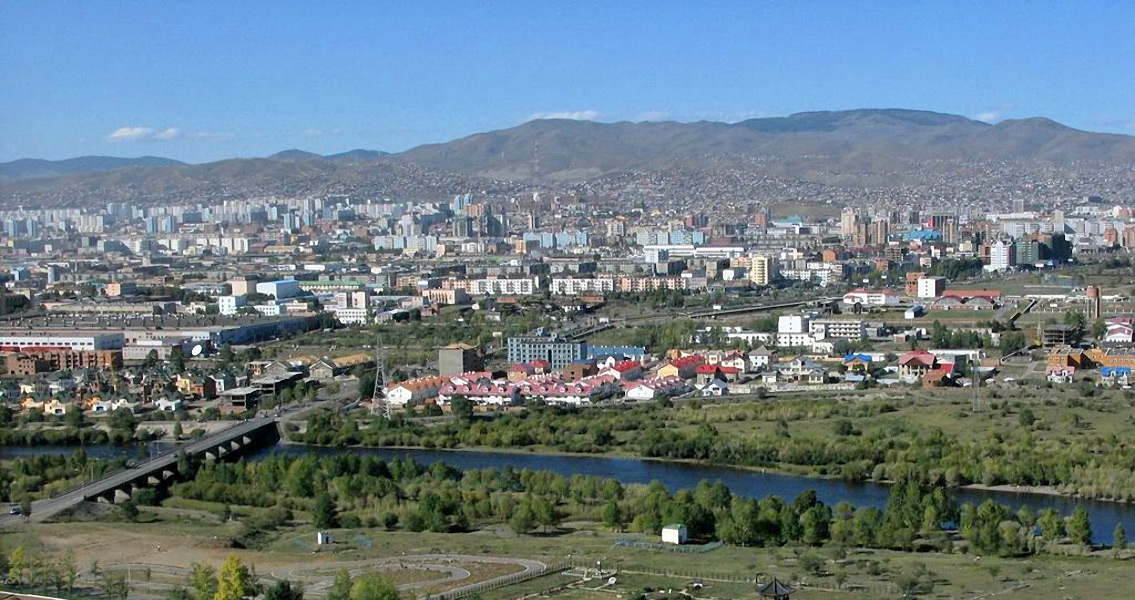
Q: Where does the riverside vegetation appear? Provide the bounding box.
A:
[293,391,1135,501]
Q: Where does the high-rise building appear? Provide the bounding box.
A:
[989,240,1015,271]
[749,254,776,285]
[840,207,859,237]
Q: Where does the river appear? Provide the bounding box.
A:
[5,442,1131,545]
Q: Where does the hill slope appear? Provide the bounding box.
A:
[0,155,185,180]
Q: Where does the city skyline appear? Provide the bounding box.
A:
[2,1,1134,162]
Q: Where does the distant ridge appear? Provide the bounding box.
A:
[3,108,1134,204]
[0,155,185,181]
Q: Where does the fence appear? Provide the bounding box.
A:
[613,539,725,554]
[429,562,571,600]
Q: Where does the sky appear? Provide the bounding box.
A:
[1,1,1133,163]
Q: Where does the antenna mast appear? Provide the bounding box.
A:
[371,337,391,420]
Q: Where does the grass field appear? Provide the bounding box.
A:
[6,513,1135,600]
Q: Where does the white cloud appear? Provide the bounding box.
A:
[301,128,344,138]
[108,126,238,143]
[525,110,601,122]
[186,131,236,142]
[107,126,155,142]
[635,110,671,122]
[975,111,1002,123]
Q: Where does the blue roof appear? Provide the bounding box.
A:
[1101,367,1132,376]
[843,354,873,362]
[907,230,942,240]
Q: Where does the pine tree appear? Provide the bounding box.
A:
[214,555,259,600]
[328,569,352,600]
[1113,522,1126,556]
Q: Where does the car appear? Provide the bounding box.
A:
[9,507,21,515]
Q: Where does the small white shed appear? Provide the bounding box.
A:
[661,523,688,545]
[316,531,334,545]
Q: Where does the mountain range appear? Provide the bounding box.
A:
[3,109,1134,204]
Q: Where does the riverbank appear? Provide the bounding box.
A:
[278,438,1130,507]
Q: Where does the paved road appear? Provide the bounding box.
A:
[0,417,277,527]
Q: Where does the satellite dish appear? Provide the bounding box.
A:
[608,577,617,585]
[190,344,204,357]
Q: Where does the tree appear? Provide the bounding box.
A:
[264,580,305,600]
[98,571,130,600]
[190,564,218,600]
[220,344,236,364]
[1037,508,1064,543]
[349,574,399,600]
[328,569,352,600]
[313,493,338,529]
[60,550,79,594]
[450,396,475,421]
[1066,506,1092,546]
[171,347,186,373]
[8,545,27,586]
[1091,319,1107,340]
[601,500,625,532]
[509,502,536,535]
[1115,523,1127,556]
[214,554,259,600]
[19,497,31,520]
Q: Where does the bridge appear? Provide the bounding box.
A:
[0,417,280,526]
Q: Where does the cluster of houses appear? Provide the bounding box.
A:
[1047,344,1135,387]
[3,352,370,419]
[376,344,988,412]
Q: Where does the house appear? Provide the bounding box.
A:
[898,350,937,380]
[600,360,643,381]
[1100,366,1133,387]
[695,364,740,384]
[1046,366,1075,384]
[624,376,690,402]
[655,355,704,380]
[720,352,748,373]
[19,396,44,413]
[562,361,598,381]
[842,354,873,374]
[154,397,184,412]
[42,398,69,416]
[438,381,520,406]
[661,524,688,545]
[700,379,729,397]
[922,369,953,388]
[1105,317,1135,343]
[747,346,778,371]
[385,376,448,407]
[780,356,822,376]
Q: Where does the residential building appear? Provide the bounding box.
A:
[507,335,587,370]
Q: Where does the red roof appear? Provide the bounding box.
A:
[899,351,936,367]
[695,364,739,374]
[672,355,705,367]
[942,289,1002,300]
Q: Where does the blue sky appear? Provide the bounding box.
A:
[1,1,1133,163]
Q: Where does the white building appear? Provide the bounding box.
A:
[661,524,688,545]
[917,277,946,299]
[0,333,125,351]
[810,319,866,340]
[218,295,247,316]
[550,277,615,295]
[332,307,370,325]
[989,240,1015,271]
[256,279,302,300]
[778,315,810,334]
[465,277,539,296]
